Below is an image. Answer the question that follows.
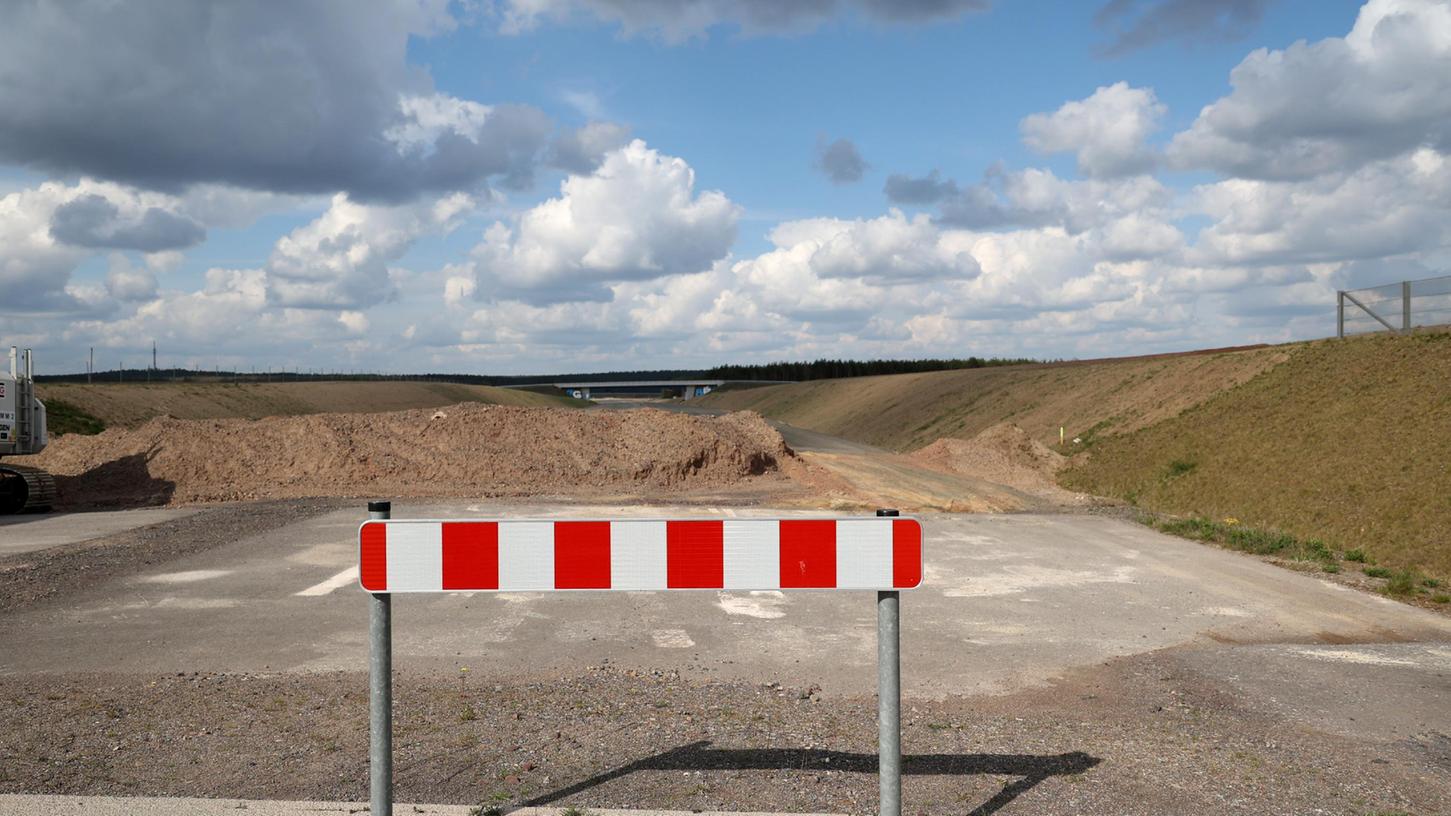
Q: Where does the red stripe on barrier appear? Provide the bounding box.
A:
[442,521,498,590]
[554,521,611,589]
[666,520,723,588]
[892,518,922,588]
[360,523,388,591]
[779,519,836,588]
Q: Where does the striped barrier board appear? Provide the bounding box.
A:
[359,517,923,593]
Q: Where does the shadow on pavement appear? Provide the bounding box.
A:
[519,739,1101,815]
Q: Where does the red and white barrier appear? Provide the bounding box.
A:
[359,517,922,592]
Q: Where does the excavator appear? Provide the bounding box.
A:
[0,347,57,514]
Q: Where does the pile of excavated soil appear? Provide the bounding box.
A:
[910,423,1070,498]
[30,404,797,507]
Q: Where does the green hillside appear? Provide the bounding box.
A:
[1061,332,1451,577]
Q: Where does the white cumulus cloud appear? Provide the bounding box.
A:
[1021,82,1164,178]
[462,139,740,304]
[1168,0,1451,180]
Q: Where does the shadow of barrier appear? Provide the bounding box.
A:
[519,739,1102,816]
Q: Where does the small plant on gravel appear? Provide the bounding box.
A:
[1383,569,1421,597]
[1423,577,1441,588]
[561,808,591,816]
[459,704,477,722]
[1431,594,1450,604]
[1344,548,1368,563]
[1364,566,1392,579]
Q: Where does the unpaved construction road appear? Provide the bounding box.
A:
[2,498,1449,815]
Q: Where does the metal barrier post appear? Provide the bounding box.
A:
[368,501,393,816]
[876,509,901,816]
[1337,291,1345,338]
[1403,280,1412,332]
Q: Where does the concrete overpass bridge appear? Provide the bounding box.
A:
[550,379,726,400]
[502,379,793,401]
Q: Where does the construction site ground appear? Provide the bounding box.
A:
[2,495,1449,815]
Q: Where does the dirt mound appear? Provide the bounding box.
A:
[30,404,797,507]
[910,423,1068,496]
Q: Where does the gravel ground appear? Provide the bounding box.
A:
[0,499,344,613]
[3,652,1445,815]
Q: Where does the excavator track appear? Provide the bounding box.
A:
[0,464,57,514]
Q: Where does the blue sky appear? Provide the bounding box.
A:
[1,0,1447,374]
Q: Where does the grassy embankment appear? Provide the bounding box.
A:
[1060,331,1451,582]
[700,333,1451,590]
[36,380,583,429]
[699,345,1288,451]
[42,399,107,436]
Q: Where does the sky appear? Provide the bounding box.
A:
[2,0,1449,375]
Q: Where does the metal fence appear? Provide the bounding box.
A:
[1337,274,1451,337]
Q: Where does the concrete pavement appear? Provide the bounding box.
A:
[0,507,197,556]
[3,502,1447,707]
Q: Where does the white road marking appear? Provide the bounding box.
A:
[1294,648,1418,666]
[716,590,788,619]
[652,629,695,648]
[1201,606,1252,618]
[138,569,233,584]
[295,566,360,596]
[942,565,1137,598]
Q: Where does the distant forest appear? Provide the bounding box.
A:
[38,357,1038,385]
[707,357,1036,382]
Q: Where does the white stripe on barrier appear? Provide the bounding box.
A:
[722,519,780,589]
[384,523,441,592]
[611,519,666,590]
[836,518,893,589]
[499,521,553,591]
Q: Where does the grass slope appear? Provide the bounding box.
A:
[698,346,1287,452]
[36,380,582,428]
[1060,331,1451,577]
[41,398,106,436]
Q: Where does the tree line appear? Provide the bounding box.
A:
[706,356,1037,382]
[39,358,1039,386]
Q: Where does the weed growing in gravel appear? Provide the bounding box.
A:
[1344,548,1368,563]
[1155,517,1337,567]
[1432,594,1450,604]
[1384,569,1422,597]
[1364,567,1392,579]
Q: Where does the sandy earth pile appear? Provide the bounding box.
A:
[910,423,1068,496]
[32,404,796,506]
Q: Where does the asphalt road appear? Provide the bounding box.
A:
[0,507,197,556]
[4,499,1450,813]
[3,502,1447,718]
